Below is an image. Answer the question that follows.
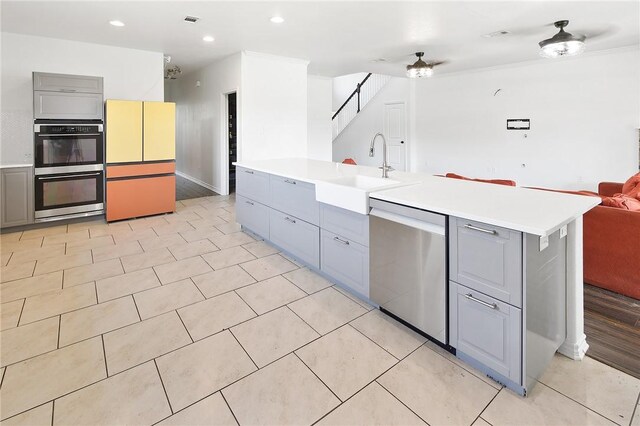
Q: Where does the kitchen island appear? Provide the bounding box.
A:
[234,158,600,396]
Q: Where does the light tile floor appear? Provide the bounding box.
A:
[0,195,639,425]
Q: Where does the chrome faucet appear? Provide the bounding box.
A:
[369,132,394,178]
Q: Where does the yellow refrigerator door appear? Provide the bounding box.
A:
[105,100,143,163]
[143,101,176,161]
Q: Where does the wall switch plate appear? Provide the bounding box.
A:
[560,225,568,239]
[539,235,549,251]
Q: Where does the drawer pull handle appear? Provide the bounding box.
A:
[245,201,254,206]
[464,293,498,310]
[333,236,350,245]
[464,224,497,235]
[284,179,297,185]
[284,217,296,224]
[244,170,254,174]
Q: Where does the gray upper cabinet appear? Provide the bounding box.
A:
[270,175,319,225]
[449,217,522,307]
[33,72,103,94]
[1,167,34,228]
[34,91,104,120]
[236,167,270,205]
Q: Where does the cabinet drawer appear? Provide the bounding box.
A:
[270,175,319,225]
[269,209,320,268]
[34,91,103,120]
[321,230,369,298]
[449,282,521,384]
[320,203,369,246]
[449,217,522,307]
[237,167,270,205]
[106,176,175,222]
[236,195,270,239]
[33,72,103,94]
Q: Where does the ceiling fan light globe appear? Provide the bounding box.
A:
[539,39,585,58]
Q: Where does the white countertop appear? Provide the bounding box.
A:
[235,158,600,236]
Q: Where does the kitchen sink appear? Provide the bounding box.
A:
[315,174,416,214]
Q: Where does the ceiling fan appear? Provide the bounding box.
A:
[406,52,448,78]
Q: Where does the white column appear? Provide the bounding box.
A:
[558,217,589,360]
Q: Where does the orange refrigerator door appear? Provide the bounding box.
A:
[106,175,175,222]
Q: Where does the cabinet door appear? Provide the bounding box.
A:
[450,282,521,384]
[143,102,175,161]
[33,72,103,94]
[1,167,33,228]
[320,230,369,298]
[106,100,143,163]
[450,217,522,307]
[236,167,270,205]
[270,175,319,225]
[320,204,369,246]
[106,175,175,221]
[34,91,103,120]
[269,209,320,268]
[236,195,270,239]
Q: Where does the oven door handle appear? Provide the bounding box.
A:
[37,133,102,137]
[37,172,101,180]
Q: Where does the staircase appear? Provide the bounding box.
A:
[332,73,391,140]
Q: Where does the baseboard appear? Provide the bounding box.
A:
[558,334,589,360]
[175,171,221,194]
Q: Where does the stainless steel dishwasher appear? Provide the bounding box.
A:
[369,198,448,345]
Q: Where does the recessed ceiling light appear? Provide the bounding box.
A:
[270,16,284,24]
[184,16,200,23]
[109,20,125,27]
[482,30,510,38]
[203,35,215,42]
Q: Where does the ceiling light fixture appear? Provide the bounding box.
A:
[539,20,586,58]
[406,52,433,78]
[109,20,125,27]
[270,16,284,24]
[203,35,215,42]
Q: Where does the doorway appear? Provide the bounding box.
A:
[227,92,237,193]
[383,102,407,171]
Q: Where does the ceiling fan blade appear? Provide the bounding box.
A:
[428,60,449,67]
[575,25,618,41]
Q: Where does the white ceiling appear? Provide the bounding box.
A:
[1,1,638,77]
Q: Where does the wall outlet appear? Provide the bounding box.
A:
[560,225,568,239]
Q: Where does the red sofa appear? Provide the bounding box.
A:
[583,182,640,300]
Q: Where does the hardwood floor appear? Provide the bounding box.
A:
[176,175,218,201]
[584,284,640,379]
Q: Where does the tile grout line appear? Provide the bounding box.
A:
[228,328,260,371]
[50,399,55,426]
[175,309,195,343]
[375,378,433,426]
[233,290,260,317]
[56,315,62,349]
[346,322,401,362]
[293,351,343,403]
[153,359,174,414]
[472,385,502,425]
[100,334,109,377]
[219,391,241,426]
[628,391,640,426]
[15,298,26,328]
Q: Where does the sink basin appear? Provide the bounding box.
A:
[315,174,416,214]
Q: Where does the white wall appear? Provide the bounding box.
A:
[413,48,640,190]
[332,72,368,111]
[239,52,309,162]
[0,32,164,165]
[333,78,409,167]
[165,54,241,194]
[307,75,332,161]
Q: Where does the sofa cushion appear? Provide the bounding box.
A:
[445,173,516,186]
[622,172,640,199]
[601,194,640,211]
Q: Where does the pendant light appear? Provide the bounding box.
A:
[539,20,586,58]
[406,52,433,78]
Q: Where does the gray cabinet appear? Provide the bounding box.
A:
[1,167,34,228]
[33,72,103,94]
[320,203,369,247]
[237,167,270,205]
[34,91,104,121]
[321,229,369,297]
[450,281,521,383]
[270,175,319,225]
[449,217,522,307]
[269,209,320,268]
[236,195,270,239]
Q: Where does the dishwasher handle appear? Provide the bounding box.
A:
[370,208,445,236]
